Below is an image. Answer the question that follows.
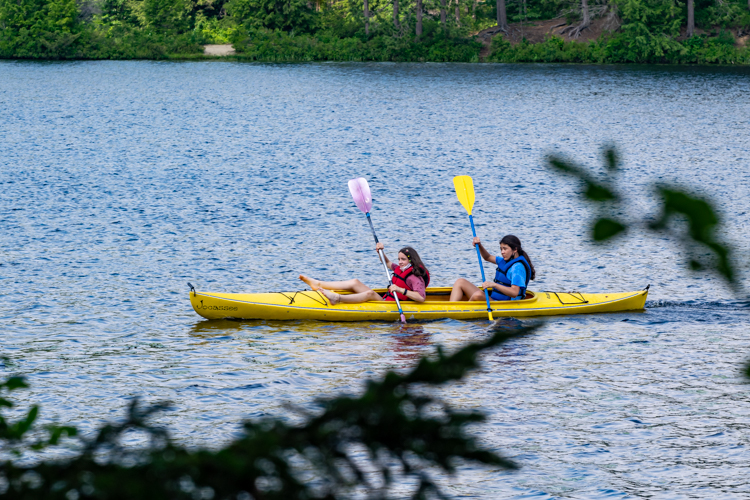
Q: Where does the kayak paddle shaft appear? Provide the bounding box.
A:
[366,213,406,323]
[469,215,494,321]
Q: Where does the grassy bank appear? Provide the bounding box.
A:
[228,27,481,62]
[487,31,750,64]
[4,27,748,64]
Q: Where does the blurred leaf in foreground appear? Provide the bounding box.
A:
[650,187,734,284]
[547,146,626,242]
[592,218,627,241]
[547,146,737,287]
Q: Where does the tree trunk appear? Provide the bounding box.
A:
[416,0,423,37]
[497,0,507,31]
[364,0,370,35]
[472,0,476,19]
[393,0,400,28]
[455,0,460,25]
[687,0,694,37]
[581,0,590,28]
[440,0,446,26]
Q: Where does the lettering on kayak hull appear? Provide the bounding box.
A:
[198,300,238,312]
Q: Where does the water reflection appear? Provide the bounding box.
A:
[392,325,432,362]
[190,319,246,337]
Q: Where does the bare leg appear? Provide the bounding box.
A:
[299,275,321,290]
[450,278,484,302]
[299,276,383,305]
[299,275,372,293]
[335,289,384,303]
[319,286,383,305]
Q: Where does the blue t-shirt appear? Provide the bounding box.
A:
[495,257,527,301]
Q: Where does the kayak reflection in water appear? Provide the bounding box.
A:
[300,243,430,305]
[450,235,536,302]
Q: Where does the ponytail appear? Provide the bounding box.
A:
[519,249,536,280]
[499,235,536,280]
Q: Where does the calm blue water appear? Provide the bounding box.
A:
[1,61,750,498]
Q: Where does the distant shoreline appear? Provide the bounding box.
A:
[4,28,750,66]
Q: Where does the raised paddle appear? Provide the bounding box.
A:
[348,177,407,324]
[453,175,494,322]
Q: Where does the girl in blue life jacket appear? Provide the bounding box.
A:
[449,235,536,302]
[299,242,430,305]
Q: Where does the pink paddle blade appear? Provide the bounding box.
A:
[348,177,373,213]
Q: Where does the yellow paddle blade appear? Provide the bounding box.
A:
[453,175,475,215]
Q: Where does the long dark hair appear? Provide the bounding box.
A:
[499,235,536,280]
[398,246,428,279]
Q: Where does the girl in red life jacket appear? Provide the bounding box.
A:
[299,243,430,305]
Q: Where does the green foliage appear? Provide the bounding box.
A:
[593,218,627,241]
[225,0,319,33]
[548,146,626,242]
[488,30,750,64]
[617,0,682,37]
[0,0,82,57]
[230,26,482,61]
[488,35,598,63]
[100,0,142,26]
[194,12,238,43]
[0,368,77,457]
[548,146,748,382]
[86,25,204,58]
[0,325,534,499]
[143,0,193,32]
[649,187,734,282]
[547,146,737,286]
[1,0,750,60]
[695,0,749,28]
[507,0,560,23]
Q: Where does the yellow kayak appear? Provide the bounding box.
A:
[189,286,649,322]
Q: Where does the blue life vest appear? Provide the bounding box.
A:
[491,256,531,301]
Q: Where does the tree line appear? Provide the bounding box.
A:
[1,0,749,62]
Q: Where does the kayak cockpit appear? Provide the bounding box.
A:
[361,287,537,303]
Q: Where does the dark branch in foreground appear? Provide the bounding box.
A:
[0,324,536,499]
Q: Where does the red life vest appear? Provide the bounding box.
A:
[384,265,430,302]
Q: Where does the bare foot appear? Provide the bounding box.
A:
[319,289,341,305]
[299,275,321,290]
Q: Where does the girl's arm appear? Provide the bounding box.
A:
[473,237,497,264]
[388,284,426,303]
[375,242,392,268]
[482,281,521,298]
[389,276,426,303]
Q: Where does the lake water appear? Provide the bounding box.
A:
[1,61,750,498]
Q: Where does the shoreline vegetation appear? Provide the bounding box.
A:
[1,0,749,63]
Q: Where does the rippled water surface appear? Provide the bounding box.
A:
[2,61,750,498]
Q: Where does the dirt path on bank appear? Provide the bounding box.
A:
[204,44,236,56]
[476,17,618,59]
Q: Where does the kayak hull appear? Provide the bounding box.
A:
[189,287,648,322]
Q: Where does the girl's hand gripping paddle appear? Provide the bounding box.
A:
[348,177,407,324]
[453,175,494,322]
